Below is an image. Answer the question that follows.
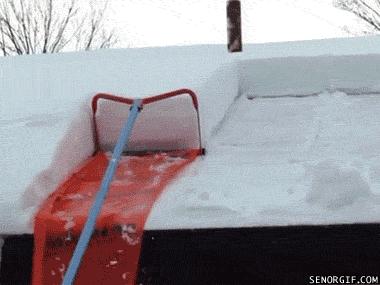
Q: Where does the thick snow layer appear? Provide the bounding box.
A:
[2,36,380,234]
[239,55,380,97]
[0,46,236,234]
[146,92,380,229]
[0,103,95,234]
[96,95,201,152]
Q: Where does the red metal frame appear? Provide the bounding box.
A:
[91,88,203,153]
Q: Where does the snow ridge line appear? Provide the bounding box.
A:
[245,89,380,100]
[209,91,244,138]
[246,93,320,99]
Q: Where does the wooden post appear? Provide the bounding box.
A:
[227,0,242,52]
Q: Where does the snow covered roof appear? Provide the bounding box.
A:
[147,92,380,229]
[1,35,380,234]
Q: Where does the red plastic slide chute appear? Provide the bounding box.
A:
[32,89,202,285]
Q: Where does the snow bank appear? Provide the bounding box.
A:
[0,102,94,234]
[21,104,95,209]
[240,35,380,59]
[239,54,380,97]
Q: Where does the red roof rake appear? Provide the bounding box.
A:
[32,89,203,285]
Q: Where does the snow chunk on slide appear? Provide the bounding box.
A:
[95,91,201,152]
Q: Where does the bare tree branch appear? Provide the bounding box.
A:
[49,0,78,53]
[0,21,8,56]
[42,0,53,53]
[335,0,380,32]
[0,2,24,54]
[0,0,117,56]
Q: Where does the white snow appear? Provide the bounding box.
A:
[306,160,372,209]
[0,102,95,234]
[2,35,380,234]
[146,92,380,229]
[96,95,201,152]
[0,45,235,234]
[239,54,380,97]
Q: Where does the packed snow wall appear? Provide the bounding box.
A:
[0,45,239,234]
[239,54,380,97]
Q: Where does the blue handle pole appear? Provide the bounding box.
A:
[62,99,142,285]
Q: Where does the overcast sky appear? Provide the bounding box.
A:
[95,0,367,48]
